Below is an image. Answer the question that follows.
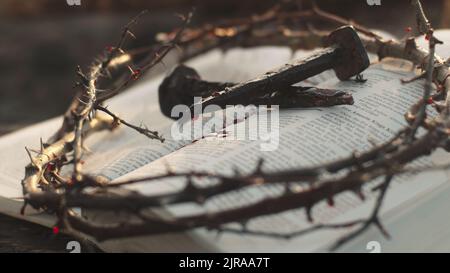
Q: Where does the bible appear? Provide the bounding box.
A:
[1,30,449,252]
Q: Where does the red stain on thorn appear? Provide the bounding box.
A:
[46,163,55,171]
[52,226,60,235]
[132,69,141,80]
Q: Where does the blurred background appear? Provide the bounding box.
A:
[0,0,449,135]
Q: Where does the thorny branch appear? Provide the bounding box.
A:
[21,12,191,215]
[21,1,450,251]
[95,105,164,141]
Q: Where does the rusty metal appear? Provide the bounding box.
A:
[181,25,368,115]
[159,64,354,118]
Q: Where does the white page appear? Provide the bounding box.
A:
[112,64,448,252]
[106,31,450,252]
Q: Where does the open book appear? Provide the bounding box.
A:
[1,30,450,252]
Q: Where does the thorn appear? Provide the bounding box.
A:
[327,197,335,207]
[127,66,142,80]
[40,176,50,185]
[82,144,93,154]
[374,218,391,239]
[126,30,136,39]
[174,12,187,21]
[97,70,108,78]
[20,201,27,215]
[305,206,313,223]
[354,188,366,201]
[352,151,363,170]
[25,147,37,167]
[355,74,367,83]
[127,65,134,74]
[163,159,174,174]
[24,146,32,160]
[195,194,206,205]
[283,183,292,195]
[255,158,264,174]
[184,176,196,191]
[240,220,248,231]
[28,148,40,154]
[174,44,183,54]
[215,228,223,239]
[105,69,112,79]
[159,60,167,70]
[288,46,296,58]
[40,138,45,153]
[77,98,89,105]
[75,65,89,86]
[401,72,426,84]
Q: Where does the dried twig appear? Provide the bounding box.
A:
[22,12,191,208]
[95,105,164,142]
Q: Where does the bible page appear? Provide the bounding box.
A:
[103,34,450,251]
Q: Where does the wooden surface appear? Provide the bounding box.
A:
[0,214,80,253]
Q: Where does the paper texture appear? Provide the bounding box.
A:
[106,60,447,253]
